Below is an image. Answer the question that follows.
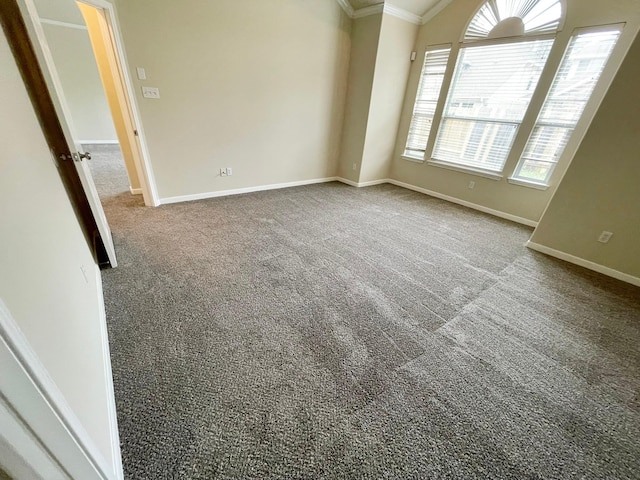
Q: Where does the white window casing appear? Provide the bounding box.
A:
[512,26,623,186]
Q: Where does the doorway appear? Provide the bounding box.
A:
[34,0,156,209]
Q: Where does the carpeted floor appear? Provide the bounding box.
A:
[87,145,640,479]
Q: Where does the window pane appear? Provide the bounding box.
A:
[433,39,553,172]
[517,159,555,182]
[522,126,571,162]
[404,48,451,158]
[514,29,621,184]
[435,118,518,171]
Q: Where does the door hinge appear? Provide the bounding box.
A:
[134,129,139,136]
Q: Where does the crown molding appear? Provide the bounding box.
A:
[352,4,384,19]
[421,0,453,24]
[335,0,354,17]
[335,0,431,25]
[384,4,422,24]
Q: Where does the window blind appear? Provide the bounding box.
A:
[432,39,553,173]
[513,29,622,184]
[403,47,451,159]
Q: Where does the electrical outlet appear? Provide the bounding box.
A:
[220,168,227,177]
[352,163,357,171]
[468,181,475,189]
[226,167,233,176]
[598,231,613,243]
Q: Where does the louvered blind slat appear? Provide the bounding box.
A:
[403,48,451,158]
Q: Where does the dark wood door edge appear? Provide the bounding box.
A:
[0,0,111,269]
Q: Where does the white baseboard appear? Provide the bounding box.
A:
[95,271,125,480]
[159,177,339,205]
[158,175,538,228]
[387,179,539,227]
[78,140,119,145]
[526,241,640,287]
[0,297,114,479]
[336,177,389,188]
[129,187,142,195]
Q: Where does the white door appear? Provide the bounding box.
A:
[19,0,118,267]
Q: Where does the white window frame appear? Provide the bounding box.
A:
[427,34,556,177]
[509,24,625,188]
[402,45,452,162]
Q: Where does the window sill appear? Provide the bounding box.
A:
[402,154,425,163]
[508,177,549,190]
[427,160,503,180]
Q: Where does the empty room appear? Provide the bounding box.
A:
[1,0,639,479]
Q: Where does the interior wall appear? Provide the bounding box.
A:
[390,0,640,223]
[0,26,116,475]
[40,21,117,143]
[337,13,382,182]
[359,13,418,184]
[530,30,640,280]
[78,2,141,191]
[113,0,352,200]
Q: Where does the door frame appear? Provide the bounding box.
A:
[77,0,160,207]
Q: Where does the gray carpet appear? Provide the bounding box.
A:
[88,145,640,479]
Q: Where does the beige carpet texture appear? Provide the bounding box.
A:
[87,144,640,480]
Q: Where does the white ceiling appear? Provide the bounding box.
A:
[347,0,444,16]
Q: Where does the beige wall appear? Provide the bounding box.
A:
[530,31,640,279]
[337,13,382,181]
[360,13,418,183]
[41,21,118,142]
[0,28,116,473]
[79,2,141,191]
[390,0,640,223]
[113,0,351,200]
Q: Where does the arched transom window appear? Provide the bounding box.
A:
[465,0,563,41]
[404,0,622,187]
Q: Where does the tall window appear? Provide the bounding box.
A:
[403,48,451,159]
[432,39,553,173]
[512,28,622,184]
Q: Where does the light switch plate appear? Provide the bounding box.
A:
[142,86,160,99]
[136,67,146,80]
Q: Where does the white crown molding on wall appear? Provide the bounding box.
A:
[335,0,452,25]
[352,4,385,19]
[335,0,355,17]
[384,4,422,24]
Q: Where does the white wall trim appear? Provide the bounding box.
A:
[384,4,422,25]
[388,179,539,227]
[94,271,125,480]
[159,177,339,205]
[335,0,354,17]
[79,140,119,145]
[0,297,114,479]
[526,241,640,287]
[336,177,389,188]
[421,0,454,24]
[39,18,87,30]
[352,4,384,19]
[336,1,422,23]
[160,176,538,227]
[129,187,142,195]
